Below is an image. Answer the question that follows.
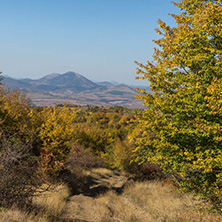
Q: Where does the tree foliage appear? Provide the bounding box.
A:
[38,107,76,157]
[37,107,77,176]
[135,0,222,209]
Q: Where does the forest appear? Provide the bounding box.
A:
[0,0,222,221]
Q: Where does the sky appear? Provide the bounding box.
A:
[0,0,181,85]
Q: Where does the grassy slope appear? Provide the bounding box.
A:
[1,173,221,222]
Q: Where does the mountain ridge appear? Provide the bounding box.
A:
[2,71,147,109]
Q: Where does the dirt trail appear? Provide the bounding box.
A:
[60,168,129,222]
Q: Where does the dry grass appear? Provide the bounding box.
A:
[32,183,70,217]
[61,194,110,221]
[1,180,221,222]
[82,167,114,178]
[62,181,222,222]
[0,208,48,222]
[97,190,149,222]
[0,183,70,222]
[123,181,194,221]
[113,181,222,222]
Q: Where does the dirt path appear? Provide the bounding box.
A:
[60,168,129,222]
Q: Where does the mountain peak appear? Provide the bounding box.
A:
[40,73,60,80]
[38,71,98,92]
[63,71,78,75]
[62,71,85,79]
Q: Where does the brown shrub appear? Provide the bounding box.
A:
[66,145,104,174]
[0,135,42,209]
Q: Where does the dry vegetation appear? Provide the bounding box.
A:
[1,180,221,222]
[32,183,70,218]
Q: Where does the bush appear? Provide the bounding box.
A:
[0,87,33,141]
[66,145,104,174]
[0,135,41,209]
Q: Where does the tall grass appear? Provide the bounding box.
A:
[0,208,48,222]
[0,181,221,222]
[0,183,69,222]
[32,183,70,217]
[62,181,222,222]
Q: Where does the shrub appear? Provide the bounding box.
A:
[0,135,41,209]
[66,145,104,174]
[0,87,33,141]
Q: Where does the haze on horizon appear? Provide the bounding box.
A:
[0,0,180,85]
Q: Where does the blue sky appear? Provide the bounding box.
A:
[0,0,180,85]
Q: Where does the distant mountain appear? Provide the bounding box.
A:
[2,72,146,109]
[96,81,114,86]
[2,75,11,78]
[39,73,60,80]
[2,71,98,93]
[2,76,33,91]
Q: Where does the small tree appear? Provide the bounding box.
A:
[135,0,222,209]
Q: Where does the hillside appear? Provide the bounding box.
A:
[2,72,145,108]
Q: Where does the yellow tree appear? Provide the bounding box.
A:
[135,0,222,209]
[0,81,33,142]
[38,107,76,156]
[38,107,77,175]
